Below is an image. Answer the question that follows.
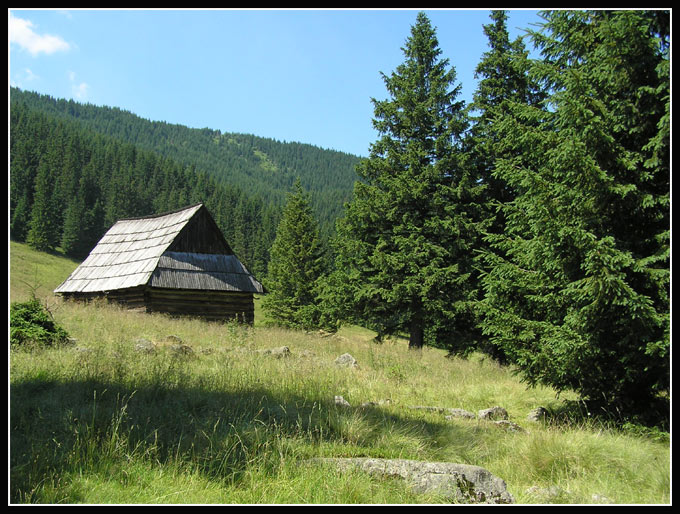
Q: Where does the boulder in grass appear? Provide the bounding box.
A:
[444,408,477,420]
[493,420,526,433]
[134,338,156,354]
[258,346,291,359]
[478,406,508,421]
[312,458,514,504]
[334,395,351,408]
[169,343,195,357]
[527,407,549,422]
[334,353,359,368]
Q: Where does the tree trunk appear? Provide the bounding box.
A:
[409,309,424,350]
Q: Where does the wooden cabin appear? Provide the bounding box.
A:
[54,204,265,323]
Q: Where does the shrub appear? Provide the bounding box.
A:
[10,297,69,347]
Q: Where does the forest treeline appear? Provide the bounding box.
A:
[10,86,360,234]
[9,88,361,276]
[10,98,279,276]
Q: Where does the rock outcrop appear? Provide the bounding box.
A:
[313,457,514,504]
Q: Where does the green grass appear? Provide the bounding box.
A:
[9,242,671,504]
[9,240,81,302]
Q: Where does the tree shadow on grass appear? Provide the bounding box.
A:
[9,375,464,503]
[541,397,670,438]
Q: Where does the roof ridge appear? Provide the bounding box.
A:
[116,203,203,222]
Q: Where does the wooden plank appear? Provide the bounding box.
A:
[146,289,253,300]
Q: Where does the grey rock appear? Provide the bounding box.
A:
[527,407,549,422]
[313,458,514,504]
[134,338,156,354]
[334,395,351,408]
[258,346,291,358]
[478,406,508,421]
[164,335,184,344]
[169,343,194,356]
[335,353,359,368]
[445,408,477,420]
[493,420,526,433]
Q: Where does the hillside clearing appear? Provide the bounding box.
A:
[9,243,670,504]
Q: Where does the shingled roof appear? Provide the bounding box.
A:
[54,204,264,295]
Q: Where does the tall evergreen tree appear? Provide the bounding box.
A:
[331,12,482,349]
[60,160,105,259]
[9,113,38,242]
[480,10,670,419]
[462,10,545,360]
[262,179,326,330]
[470,10,543,208]
[60,195,86,257]
[26,158,60,252]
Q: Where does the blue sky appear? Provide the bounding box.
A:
[9,8,543,157]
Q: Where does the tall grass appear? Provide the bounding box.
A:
[9,243,671,504]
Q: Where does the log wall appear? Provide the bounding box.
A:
[60,286,255,324]
[145,287,255,324]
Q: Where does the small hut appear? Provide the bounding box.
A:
[54,203,265,323]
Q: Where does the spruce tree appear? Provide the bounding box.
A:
[332,12,482,349]
[262,179,326,330]
[60,162,105,259]
[60,195,86,258]
[10,195,31,243]
[463,10,544,360]
[470,10,543,209]
[480,10,670,419]
[26,159,59,252]
[9,131,37,242]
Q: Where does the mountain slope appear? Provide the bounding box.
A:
[10,87,361,229]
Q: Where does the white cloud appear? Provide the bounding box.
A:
[10,68,40,88]
[9,13,71,56]
[24,68,39,81]
[72,81,90,100]
[68,71,90,100]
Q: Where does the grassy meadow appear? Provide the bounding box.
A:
[9,241,671,504]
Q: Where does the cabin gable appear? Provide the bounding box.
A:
[167,205,234,255]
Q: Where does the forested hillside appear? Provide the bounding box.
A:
[10,87,361,233]
[9,97,265,276]
[10,88,362,276]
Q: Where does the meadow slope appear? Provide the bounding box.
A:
[9,242,671,504]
